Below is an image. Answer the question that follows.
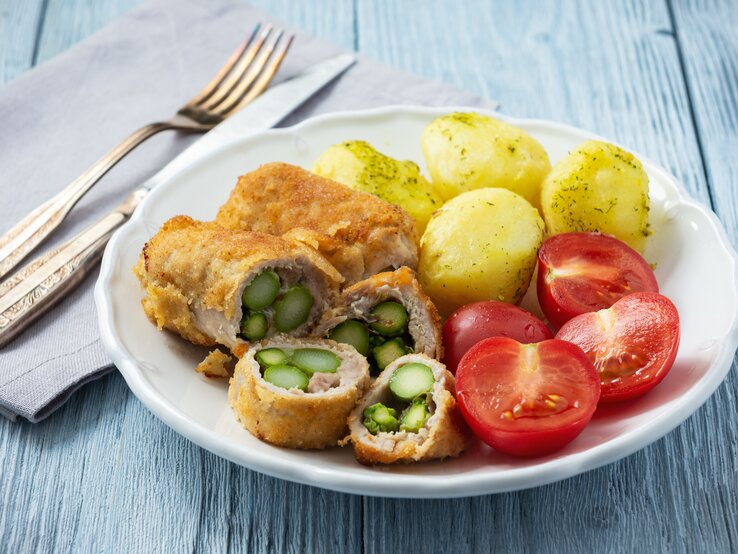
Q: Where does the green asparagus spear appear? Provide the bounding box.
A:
[273,285,314,332]
[240,312,267,340]
[363,403,400,434]
[369,301,409,336]
[291,348,341,376]
[242,270,281,310]
[372,338,409,370]
[399,398,430,432]
[389,363,435,402]
[255,348,289,367]
[328,320,370,356]
[263,364,309,391]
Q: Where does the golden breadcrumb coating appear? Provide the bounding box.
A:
[133,216,342,350]
[228,338,370,449]
[215,162,419,285]
[315,267,443,359]
[195,349,234,379]
[348,354,470,464]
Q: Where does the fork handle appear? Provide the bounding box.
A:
[0,188,146,349]
[0,122,175,281]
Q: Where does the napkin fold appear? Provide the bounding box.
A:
[0,0,495,422]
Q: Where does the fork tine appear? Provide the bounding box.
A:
[218,34,295,117]
[187,23,262,107]
[196,25,275,111]
[209,29,285,112]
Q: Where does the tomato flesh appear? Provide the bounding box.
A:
[442,301,553,374]
[455,338,601,457]
[556,292,680,403]
[537,232,658,329]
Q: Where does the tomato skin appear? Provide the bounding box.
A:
[442,301,553,374]
[556,292,680,403]
[537,232,659,329]
[455,338,600,457]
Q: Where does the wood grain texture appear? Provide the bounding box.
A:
[1,0,737,552]
[0,373,363,552]
[672,0,738,231]
[0,1,362,553]
[668,1,738,549]
[249,0,356,51]
[357,0,736,552]
[35,0,358,63]
[0,0,44,84]
[357,0,709,205]
[34,0,143,64]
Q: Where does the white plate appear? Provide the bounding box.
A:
[95,106,738,498]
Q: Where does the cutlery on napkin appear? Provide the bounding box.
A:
[0,53,358,350]
[0,0,496,422]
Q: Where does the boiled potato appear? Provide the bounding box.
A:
[541,140,650,252]
[419,188,544,315]
[421,112,551,207]
[313,141,443,234]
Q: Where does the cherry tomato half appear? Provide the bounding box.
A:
[537,232,658,329]
[455,338,601,457]
[442,301,553,374]
[556,292,680,403]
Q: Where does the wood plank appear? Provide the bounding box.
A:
[0,375,198,551]
[34,0,143,64]
[0,0,44,84]
[669,1,738,549]
[357,0,734,552]
[35,0,356,63]
[357,0,710,205]
[3,0,735,552]
[249,0,356,51]
[0,373,364,552]
[672,0,738,232]
[0,1,361,553]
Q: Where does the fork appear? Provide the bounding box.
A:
[0,23,293,282]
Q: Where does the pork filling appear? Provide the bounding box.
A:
[363,362,434,434]
[238,267,317,341]
[254,346,362,393]
[327,300,414,375]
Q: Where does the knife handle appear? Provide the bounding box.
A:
[0,189,146,349]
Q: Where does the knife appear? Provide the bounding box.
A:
[0,54,356,348]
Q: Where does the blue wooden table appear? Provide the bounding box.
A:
[1,0,737,551]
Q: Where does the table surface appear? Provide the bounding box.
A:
[1,0,737,552]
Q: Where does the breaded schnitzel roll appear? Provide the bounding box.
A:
[215,162,419,285]
[348,354,470,464]
[316,267,442,372]
[228,338,371,449]
[133,216,342,351]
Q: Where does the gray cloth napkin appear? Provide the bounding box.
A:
[0,0,495,422]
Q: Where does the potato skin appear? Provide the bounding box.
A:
[541,140,650,252]
[421,112,551,207]
[419,188,545,316]
[313,141,443,234]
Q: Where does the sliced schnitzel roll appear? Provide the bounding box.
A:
[133,216,342,351]
[215,162,419,285]
[347,353,470,464]
[228,338,371,449]
[315,267,442,372]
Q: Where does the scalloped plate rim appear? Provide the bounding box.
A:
[95,105,738,498]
